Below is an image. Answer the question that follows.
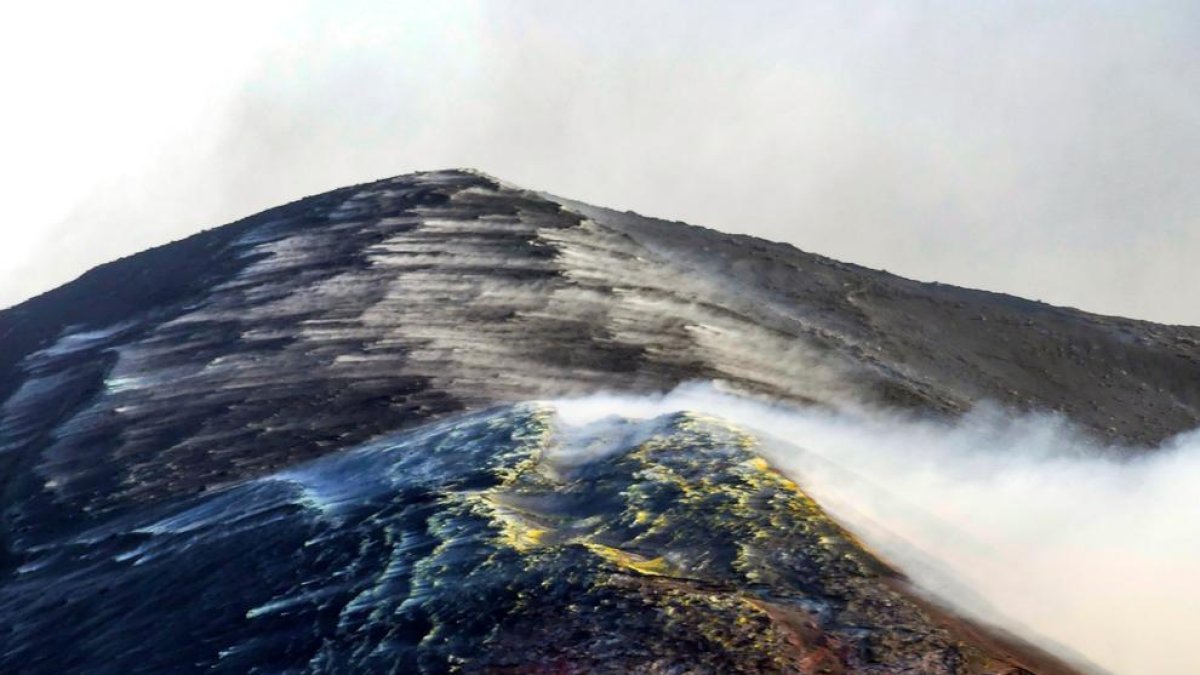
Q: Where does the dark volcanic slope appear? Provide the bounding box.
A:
[0,168,1191,672]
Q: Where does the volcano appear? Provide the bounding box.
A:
[1,169,1196,673]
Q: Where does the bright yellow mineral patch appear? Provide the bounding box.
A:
[743,455,803,492]
[632,509,655,525]
[475,495,552,553]
[584,543,671,576]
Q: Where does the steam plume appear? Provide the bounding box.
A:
[553,384,1200,674]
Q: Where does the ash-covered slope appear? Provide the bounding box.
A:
[0,168,1191,673]
[554,196,1200,445]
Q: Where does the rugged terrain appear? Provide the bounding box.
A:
[0,405,1081,674]
[1,169,1195,673]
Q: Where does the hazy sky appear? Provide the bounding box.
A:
[2,1,1198,324]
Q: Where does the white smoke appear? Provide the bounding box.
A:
[552,383,1200,675]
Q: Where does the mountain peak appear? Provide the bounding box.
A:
[1,172,1193,672]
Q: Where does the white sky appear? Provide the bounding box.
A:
[1,1,1198,324]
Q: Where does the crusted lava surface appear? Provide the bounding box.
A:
[0,406,1084,673]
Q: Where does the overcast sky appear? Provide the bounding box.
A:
[2,1,1197,324]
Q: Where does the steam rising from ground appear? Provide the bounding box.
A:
[553,384,1200,675]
